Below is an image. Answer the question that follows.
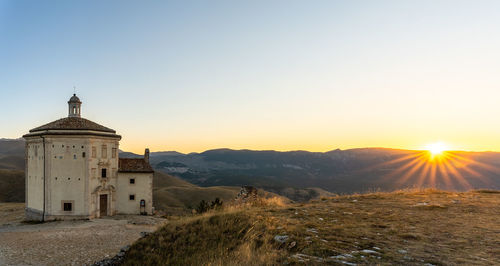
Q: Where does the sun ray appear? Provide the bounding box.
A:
[396,156,428,186]
[358,151,426,173]
[381,153,428,182]
[417,159,433,188]
[436,156,454,189]
[359,144,499,191]
[447,152,500,173]
[422,160,438,188]
[441,157,472,190]
[444,152,494,185]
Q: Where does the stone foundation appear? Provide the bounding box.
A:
[25,207,94,221]
[25,207,44,221]
[44,214,92,221]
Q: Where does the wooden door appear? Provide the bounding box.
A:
[99,194,108,217]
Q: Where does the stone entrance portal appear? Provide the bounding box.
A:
[99,194,108,217]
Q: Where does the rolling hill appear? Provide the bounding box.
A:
[152,171,242,214]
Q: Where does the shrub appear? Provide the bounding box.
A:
[196,198,224,214]
[196,200,210,214]
[211,197,223,209]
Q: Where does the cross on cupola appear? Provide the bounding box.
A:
[68,94,82,117]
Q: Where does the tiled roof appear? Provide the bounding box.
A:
[29,117,116,133]
[119,158,154,173]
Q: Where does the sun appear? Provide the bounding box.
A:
[425,142,447,156]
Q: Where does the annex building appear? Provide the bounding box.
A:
[23,94,153,221]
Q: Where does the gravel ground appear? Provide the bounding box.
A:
[0,203,167,266]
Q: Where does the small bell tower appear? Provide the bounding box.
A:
[68,94,82,117]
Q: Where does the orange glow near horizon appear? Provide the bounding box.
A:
[119,141,486,155]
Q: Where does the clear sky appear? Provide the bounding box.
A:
[1,0,500,154]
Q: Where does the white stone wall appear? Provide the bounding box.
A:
[46,137,89,216]
[25,134,120,219]
[26,139,45,212]
[116,172,153,215]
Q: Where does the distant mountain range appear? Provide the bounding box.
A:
[2,139,500,202]
[128,146,500,196]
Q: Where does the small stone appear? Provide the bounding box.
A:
[361,249,378,254]
[274,235,289,243]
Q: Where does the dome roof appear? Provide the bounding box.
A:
[68,94,81,103]
[28,117,116,133]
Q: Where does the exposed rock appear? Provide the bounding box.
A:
[274,235,289,243]
[235,186,258,203]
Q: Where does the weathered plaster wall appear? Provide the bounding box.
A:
[116,172,153,215]
[26,138,44,213]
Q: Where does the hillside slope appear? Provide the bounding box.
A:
[153,171,241,213]
[122,190,500,265]
[0,169,24,202]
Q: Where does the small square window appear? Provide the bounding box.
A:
[130,178,135,184]
[129,194,135,201]
[63,202,72,211]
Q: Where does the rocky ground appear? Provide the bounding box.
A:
[0,203,167,266]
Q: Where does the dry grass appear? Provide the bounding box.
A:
[122,190,500,265]
[0,202,24,224]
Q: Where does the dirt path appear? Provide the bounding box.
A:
[0,203,167,266]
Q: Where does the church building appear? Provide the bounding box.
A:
[23,94,154,221]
